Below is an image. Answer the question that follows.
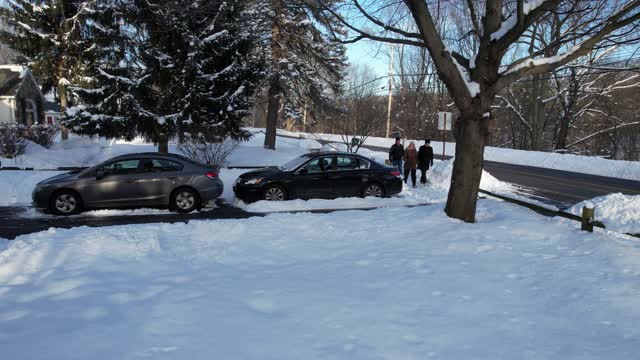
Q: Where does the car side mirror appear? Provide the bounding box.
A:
[96,170,105,180]
[298,168,308,176]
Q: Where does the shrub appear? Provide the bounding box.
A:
[0,124,27,158]
[23,124,58,148]
[177,135,240,167]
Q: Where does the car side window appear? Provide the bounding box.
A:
[102,159,140,175]
[358,159,370,169]
[336,156,359,170]
[142,159,183,172]
[321,157,336,171]
[304,159,323,173]
[303,157,335,172]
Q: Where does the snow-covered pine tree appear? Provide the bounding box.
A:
[65,0,263,152]
[0,0,93,138]
[252,0,347,149]
[180,1,264,143]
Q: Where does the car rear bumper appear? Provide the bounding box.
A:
[199,180,224,203]
[386,178,403,196]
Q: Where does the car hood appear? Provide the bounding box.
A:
[38,172,77,185]
[239,167,282,179]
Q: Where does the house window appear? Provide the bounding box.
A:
[25,99,38,125]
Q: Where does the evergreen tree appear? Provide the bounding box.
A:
[253,0,347,149]
[0,0,93,138]
[65,0,264,152]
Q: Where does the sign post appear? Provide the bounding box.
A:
[437,112,453,160]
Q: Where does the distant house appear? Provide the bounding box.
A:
[0,65,48,126]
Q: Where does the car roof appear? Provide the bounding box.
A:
[310,151,367,157]
[110,152,185,160]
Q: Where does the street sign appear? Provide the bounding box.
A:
[438,112,453,131]
[437,112,453,160]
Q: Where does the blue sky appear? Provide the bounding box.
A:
[346,40,389,76]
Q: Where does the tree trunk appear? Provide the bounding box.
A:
[444,112,489,223]
[530,74,545,150]
[555,114,570,150]
[57,66,69,141]
[264,78,280,150]
[264,0,283,150]
[158,133,169,153]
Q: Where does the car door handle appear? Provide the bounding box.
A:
[168,176,178,180]
[124,178,137,183]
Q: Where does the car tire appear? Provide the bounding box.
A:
[362,182,385,198]
[171,187,200,213]
[263,184,287,201]
[50,190,82,216]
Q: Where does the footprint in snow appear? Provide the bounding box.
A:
[246,295,281,315]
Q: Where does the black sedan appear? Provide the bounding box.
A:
[233,152,403,202]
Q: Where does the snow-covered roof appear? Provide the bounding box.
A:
[0,65,42,98]
[0,67,23,96]
[0,64,27,75]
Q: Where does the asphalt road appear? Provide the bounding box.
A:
[0,202,261,240]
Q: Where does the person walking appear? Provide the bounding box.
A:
[388,137,404,174]
[403,141,418,187]
[418,139,434,185]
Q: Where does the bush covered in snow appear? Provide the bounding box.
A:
[22,124,59,148]
[177,137,240,167]
[0,124,27,158]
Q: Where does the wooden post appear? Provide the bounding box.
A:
[581,206,594,232]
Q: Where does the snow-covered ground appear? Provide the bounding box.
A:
[567,193,640,234]
[1,200,639,359]
[276,129,640,181]
[0,131,322,169]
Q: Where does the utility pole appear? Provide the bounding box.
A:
[386,44,394,138]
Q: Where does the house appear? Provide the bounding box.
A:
[0,65,48,126]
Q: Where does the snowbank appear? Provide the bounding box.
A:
[567,193,640,234]
[1,201,639,359]
[277,129,640,181]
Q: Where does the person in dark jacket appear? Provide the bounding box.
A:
[404,141,418,187]
[418,139,434,185]
[388,137,404,174]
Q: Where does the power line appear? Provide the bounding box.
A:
[345,62,640,93]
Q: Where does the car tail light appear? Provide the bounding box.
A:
[390,170,401,178]
[205,171,218,179]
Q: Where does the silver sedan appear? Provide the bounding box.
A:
[32,153,223,215]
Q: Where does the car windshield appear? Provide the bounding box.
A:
[279,155,312,171]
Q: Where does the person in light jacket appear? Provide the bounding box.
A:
[403,141,418,187]
[388,137,404,174]
[418,139,434,185]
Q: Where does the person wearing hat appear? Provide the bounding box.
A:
[404,141,419,187]
[418,139,434,185]
[388,137,404,175]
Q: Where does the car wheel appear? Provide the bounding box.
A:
[50,190,82,216]
[362,183,384,198]
[263,185,287,201]
[171,188,199,213]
